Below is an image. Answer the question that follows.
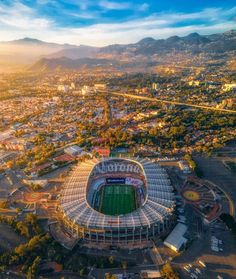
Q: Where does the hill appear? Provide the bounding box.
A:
[29,30,236,72]
[0,38,77,68]
[1,30,235,72]
[29,57,118,72]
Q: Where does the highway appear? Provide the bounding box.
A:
[111,92,236,114]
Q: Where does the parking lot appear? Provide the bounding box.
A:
[163,158,236,279]
[173,216,236,279]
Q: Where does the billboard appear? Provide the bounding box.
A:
[106,177,125,184]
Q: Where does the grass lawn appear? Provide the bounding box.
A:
[100,185,136,215]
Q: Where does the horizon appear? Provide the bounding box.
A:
[1,28,236,47]
[0,0,235,46]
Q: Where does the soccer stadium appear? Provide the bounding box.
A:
[57,158,175,247]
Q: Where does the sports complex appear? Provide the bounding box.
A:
[57,157,175,246]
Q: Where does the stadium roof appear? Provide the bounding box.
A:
[60,157,175,230]
[164,223,188,252]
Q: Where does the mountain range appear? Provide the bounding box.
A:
[0,30,235,72]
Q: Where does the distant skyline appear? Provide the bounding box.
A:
[0,0,235,46]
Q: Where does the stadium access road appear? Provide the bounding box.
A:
[194,156,236,217]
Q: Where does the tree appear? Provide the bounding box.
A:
[16,221,29,238]
[30,256,41,278]
[25,213,37,225]
[15,243,28,257]
[161,262,179,279]
[16,207,22,213]
[6,160,14,169]
[121,261,127,270]
[0,201,9,209]
[79,267,87,276]
[184,154,196,170]
[108,256,114,265]
[26,267,33,279]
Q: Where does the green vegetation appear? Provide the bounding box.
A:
[133,109,235,154]
[161,262,180,279]
[26,256,41,279]
[0,232,133,276]
[100,185,136,215]
[16,142,55,170]
[0,233,50,277]
[184,154,197,169]
[0,200,9,209]
[184,154,203,178]
[76,125,133,149]
[0,214,134,277]
[105,273,118,279]
[26,183,43,191]
[0,213,42,238]
[0,214,44,277]
[99,127,133,148]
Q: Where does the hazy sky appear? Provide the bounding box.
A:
[0,0,235,46]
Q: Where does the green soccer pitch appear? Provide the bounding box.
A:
[99,185,136,215]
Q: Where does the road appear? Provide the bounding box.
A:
[194,156,236,218]
[149,242,164,266]
[5,169,25,189]
[111,92,236,114]
[206,179,235,217]
[90,265,159,279]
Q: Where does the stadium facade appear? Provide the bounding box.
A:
[58,158,175,246]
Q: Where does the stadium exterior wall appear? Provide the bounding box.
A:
[59,212,176,244]
[58,158,176,246]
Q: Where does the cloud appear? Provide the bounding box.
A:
[138,3,149,12]
[68,10,101,20]
[37,0,51,4]
[0,1,52,30]
[0,2,235,46]
[99,0,131,10]
[98,0,149,12]
[55,21,235,46]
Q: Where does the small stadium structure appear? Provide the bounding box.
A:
[58,158,175,246]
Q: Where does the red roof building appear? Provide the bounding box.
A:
[93,147,110,157]
[53,153,75,162]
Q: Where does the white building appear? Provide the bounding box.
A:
[94,83,107,91]
[58,85,70,93]
[81,85,94,96]
[164,223,188,252]
[64,145,83,156]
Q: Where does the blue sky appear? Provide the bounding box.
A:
[0,0,235,46]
